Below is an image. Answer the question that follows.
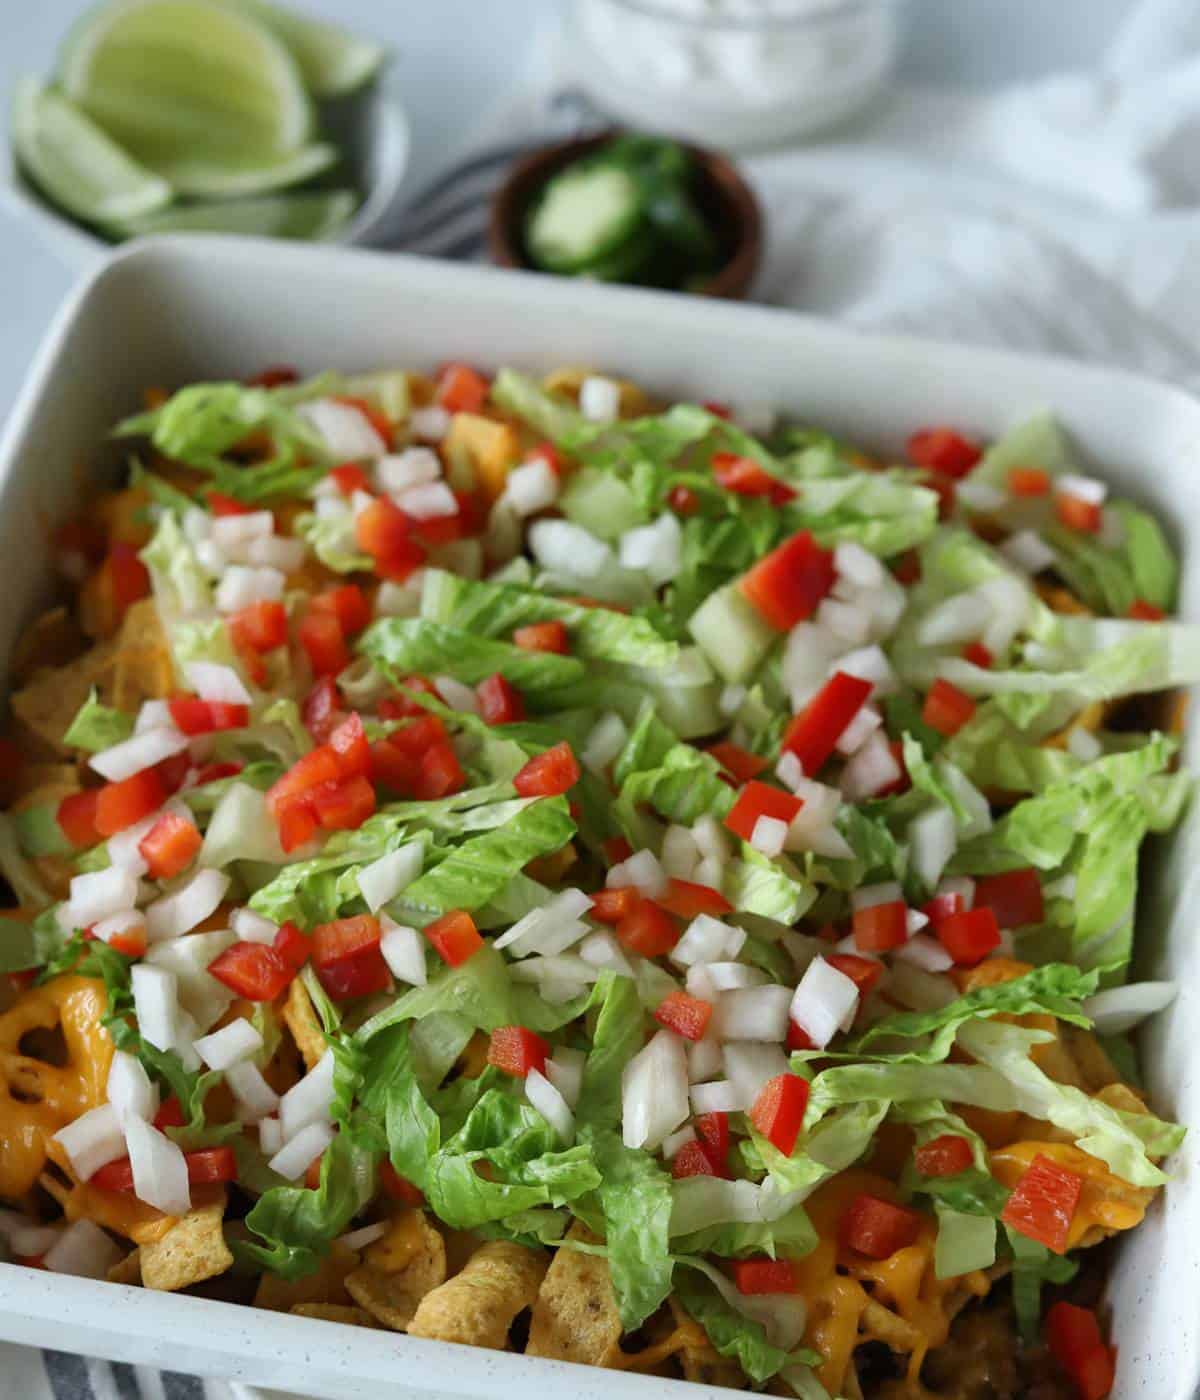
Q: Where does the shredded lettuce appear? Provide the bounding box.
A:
[360,617,586,691]
[63,690,134,752]
[293,510,372,574]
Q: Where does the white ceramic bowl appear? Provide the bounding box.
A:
[0,238,1198,1400]
[0,87,411,271]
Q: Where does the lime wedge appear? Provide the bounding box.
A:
[151,140,338,200]
[106,187,357,240]
[11,76,172,224]
[58,0,315,196]
[213,0,386,98]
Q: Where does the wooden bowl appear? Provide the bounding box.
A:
[487,131,763,300]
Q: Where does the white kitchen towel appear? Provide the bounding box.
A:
[392,0,1200,392]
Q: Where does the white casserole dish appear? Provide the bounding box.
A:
[0,237,1196,1400]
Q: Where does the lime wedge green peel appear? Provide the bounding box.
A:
[11,76,172,224]
[108,187,357,240]
[214,0,386,98]
[58,0,316,196]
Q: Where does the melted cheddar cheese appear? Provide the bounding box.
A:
[0,976,113,1198]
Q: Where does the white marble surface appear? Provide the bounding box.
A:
[0,0,1133,421]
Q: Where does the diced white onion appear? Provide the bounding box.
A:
[660,824,700,880]
[433,675,480,715]
[379,918,428,986]
[377,448,440,493]
[131,964,180,1052]
[135,700,175,735]
[545,1046,587,1109]
[775,751,805,793]
[1001,529,1057,576]
[279,1050,336,1141]
[716,985,793,1041]
[399,481,459,521]
[622,1028,690,1150]
[215,565,286,614]
[978,575,1033,657]
[702,962,769,991]
[200,782,287,868]
[184,661,253,707]
[581,711,629,773]
[226,1060,281,1121]
[578,931,634,977]
[749,815,788,857]
[579,375,621,423]
[816,597,871,645]
[195,539,227,577]
[906,909,930,936]
[685,964,717,1001]
[692,815,732,865]
[230,908,278,944]
[671,913,745,968]
[783,622,845,710]
[67,867,141,928]
[1067,727,1103,761]
[693,856,725,891]
[956,480,1007,512]
[337,1221,389,1252]
[785,778,853,859]
[918,592,991,647]
[909,805,957,890]
[43,1219,123,1280]
[106,1051,158,1122]
[894,933,954,973]
[1083,982,1177,1035]
[268,1121,335,1181]
[493,888,594,957]
[526,1068,575,1145]
[938,875,976,909]
[357,843,424,914]
[409,406,450,441]
[833,645,898,697]
[937,761,993,840]
[835,703,883,757]
[247,534,306,573]
[688,1035,724,1084]
[1058,473,1107,506]
[851,882,903,912]
[193,1017,263,1071]
[211,511,274,550]
[689,1079,749,1114]
[505,460,560,516]
[298,398,386,459]
[105,813,162,877]
[145,868,230,943]
[53,1103,127,1182]
[840,731,901,801]
[608,849,668,899]
[258,1117,283,1155]
[789,957,859,1049]
[90,727,189,783]
[661,1125,697,1159]
[182,506,211,543]
[719,684,746,718]
[528,518,612,580]
[124,1115,191,1216]
[618,513,682,586]
[835,542,885,589]
[723,1042,789,1102]
[0,1214,64,1258]
[375,575,425,618]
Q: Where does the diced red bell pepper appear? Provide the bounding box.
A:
[425,909,483,967]
[301,675,343,744]
[694,1111,730,1172]
[378,675,440,719]
[208,942,294,1001]
[413,742,466,800]
[311,584,372,636]
[206,491,252,516]
[702,400,732,419]
[101,543,152,621]
[298,607,349,677]
[329,463,371,496]
[528,441,563,475]
[906,427,981,479]
[962,640,994,668]
[738,530,836,631]
[329,712,371,780]
[273,922,310,972]
[513,742,580,797]
[667,485,700,516]
[914,1134,974,1178]
[106,923,147,958]
[893,550,921,585]
[654,879,733,920]
[1008,467,1051,497]
[973,868,1044,929]
[138,811,201,880]
[826,953,884,999]
[671,1139,723,1179]
[935,906,1002,965]
[749,1074,810,1158]
[724,780,802,843]
[1127,599,1166,621]
[513,621,569,654]
[654,990,714,1042]
[58,790,101,848]
[95,768,168,837]
[922,678,977,737]
[787,1019,816,1052]
[311,914,389,1001]
[274,793,318,853]
[923,472,958,520]
[408,493,472,548]
[268,746,342,812]
[436,363,489,414]
[601,836,633,868]
[706,741,768,784]
[1056,493,1103,534]
[229,599,288,654]
[355,496,427,581]
[1045,1302,1115,1400]
[92,1145,237,1193]
[921,890,966,925]
[379,1160,425,1206]
[781,671,874,778]
[1001,1153,1084,1255]
[369,736,420,794]
[167,695,249,736]
[732,1258,799,1295]
[487,1025,550,1078]
[589,887,641,924]
[851,900,908,953]
[880,739,911,797]
[477,673,525,725]
[309,775,376,832]
[334,394,392,449]
[153,1097,185,1130]
[712,452,795,504]
[840,1194,923,1259]
[383,713,448,757]
[616,900,679,959]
